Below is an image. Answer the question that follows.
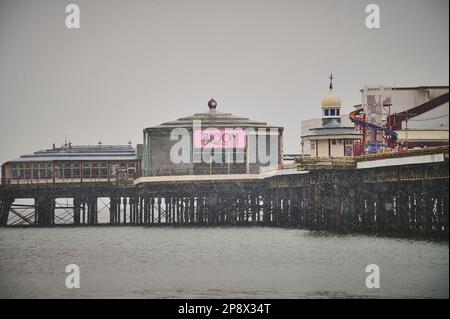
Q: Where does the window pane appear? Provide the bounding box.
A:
[82,163,90,178]
[47,165,52,178]
[92,163,99,178]
[72,164,80,178]
[100,168,107,178]
[18,165,24,178]
[64,168,72,178]
[110,164,120,177]
[54,164,62,178]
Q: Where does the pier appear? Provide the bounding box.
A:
[1,147,448,240]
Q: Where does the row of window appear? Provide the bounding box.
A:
[311,139,354,150]
[324,108,340,117]
[331,139,354,145]
[10,162,137,179]
[193,150,247,163]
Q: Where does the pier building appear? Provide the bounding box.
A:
[301,74,361,157]
[356,86,449,149]
[141,99,284,176]
[1,143,140,185]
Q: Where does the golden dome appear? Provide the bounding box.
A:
[321,90,342,107]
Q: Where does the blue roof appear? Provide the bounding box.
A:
[7,145,138,163]
[303,119,362,138]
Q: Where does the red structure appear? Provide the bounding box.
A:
[349,108,398,155]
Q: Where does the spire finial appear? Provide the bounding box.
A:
[208,98,217,110]
[329,72,334,90]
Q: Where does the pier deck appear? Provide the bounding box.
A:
[0,147,448,240]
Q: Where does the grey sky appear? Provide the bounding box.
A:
[0,0,448,164]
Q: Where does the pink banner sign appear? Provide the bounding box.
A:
[194,129,247,149]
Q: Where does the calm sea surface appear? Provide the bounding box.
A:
[0,227,448,298]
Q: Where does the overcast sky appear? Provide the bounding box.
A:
[0,0,448,163]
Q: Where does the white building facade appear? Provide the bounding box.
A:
[357,86,449,148]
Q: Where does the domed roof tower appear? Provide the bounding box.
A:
[321,72,342,125]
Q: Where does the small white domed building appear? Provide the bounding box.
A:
[302,74,361,158]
